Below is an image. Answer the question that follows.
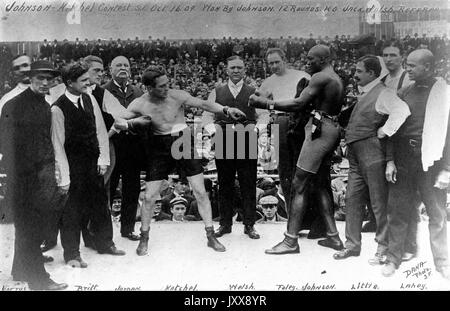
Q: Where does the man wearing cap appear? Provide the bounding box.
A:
[257,195,287,223]
[202,55,263,240]
[0,60,67,290]
[169,197,197,222]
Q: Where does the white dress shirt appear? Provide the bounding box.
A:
[382,68,413,91]
[358,78,410,137]
[202,79,267,134]
[51,90,110,187]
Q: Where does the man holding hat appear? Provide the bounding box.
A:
[0,60,67,290]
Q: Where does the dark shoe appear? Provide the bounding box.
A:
[244,225,260,239]
[382,262,397,277]
[206,226,226,252]
[214,225,232,238]
[40,241,56,253]
[122,232,141,241]
[402,252,417,262]
[361,221,377,233]
[136,229,149,256]
[84,242,96,250]
[333,248,360,260]
[368,253,387,265]
[265,233,300,255]
[29,279,68,291]
[66,256,88,268]
[98,245,126,256]
[318,236,344,250]
[42,255,54,263]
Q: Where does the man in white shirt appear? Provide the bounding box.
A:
[333,55,410,264]
[202,56,264,239]
[258,49,311,213]
[52,62,125,268]
[381,44,413,91]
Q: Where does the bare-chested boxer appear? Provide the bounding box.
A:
[249,45,344,254]
[115,65,246,255]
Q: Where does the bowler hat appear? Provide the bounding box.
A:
[27,60,59,77]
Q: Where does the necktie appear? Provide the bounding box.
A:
[77,98,84,111]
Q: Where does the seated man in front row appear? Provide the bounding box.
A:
[256,195,287,223]
[114,65,246,255]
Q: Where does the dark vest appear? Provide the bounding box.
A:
[214,83,256,123]
[346,82,388,144]
[53,94,99,170]
[91,86,114,131]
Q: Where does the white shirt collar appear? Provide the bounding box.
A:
[113,79,128,91]
[359,77,381,94]
[228,79,243,89]
[17,82,30,90]
[65,90,81,106]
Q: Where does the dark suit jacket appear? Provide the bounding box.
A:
[102,80,143,109]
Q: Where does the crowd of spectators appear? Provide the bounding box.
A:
[1,32,449,223]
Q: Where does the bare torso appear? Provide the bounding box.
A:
[127,90,188,135]
[311,67,344,116]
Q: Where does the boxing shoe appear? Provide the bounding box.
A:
[136,229,149,256]
[318,236,344,250]
[206,226,226,252]
[265,232,300,255]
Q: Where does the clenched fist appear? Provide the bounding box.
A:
[128,115,152,131]
[228,108,247,121]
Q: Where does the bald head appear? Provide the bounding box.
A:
[306,44,331,73]
[406,49,435,81]
[408,49,434,68]
[110,55,130,83]
[308,45,331,60]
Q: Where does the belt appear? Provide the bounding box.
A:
[273,112,290,117]
[311,110,338,122]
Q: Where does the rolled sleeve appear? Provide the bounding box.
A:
[90,94,110,166]
[376,89,411,137]
[51,106,70,187]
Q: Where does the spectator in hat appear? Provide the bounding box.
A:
[153,198,171,222]
[169,197,197,222]
[0,60,68,290]
[256,195,287,223]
